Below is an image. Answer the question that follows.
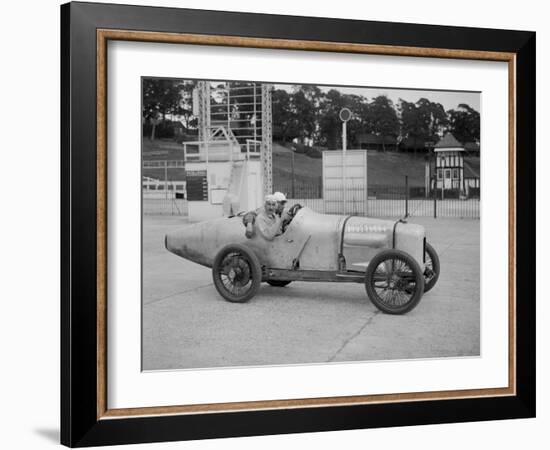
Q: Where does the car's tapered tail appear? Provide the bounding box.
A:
[165,217,249,267]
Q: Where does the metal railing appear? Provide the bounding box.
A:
[182,126,244,162]
[275,175,479,218]
[245,139,262,159]
[143,190,188,216]
[142,160,185,168]
[274,176,323,199]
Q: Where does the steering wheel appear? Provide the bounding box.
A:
[281,203,302,233]
[287,203,302,218]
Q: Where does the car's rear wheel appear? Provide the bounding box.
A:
[212,244,261,303]
[423,242,440,293]
[365,249,425,314]
[267,280,292,287]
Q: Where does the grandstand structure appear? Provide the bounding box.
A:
[181,81,273,221]
[142,81,273,219]
[193,81,273,194]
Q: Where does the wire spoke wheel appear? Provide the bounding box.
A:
[423,242,440,293]
[219,253,252,295]
[212,244,261,303]
[365,250,424,314]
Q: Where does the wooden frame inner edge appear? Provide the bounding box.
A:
[95,29,517,419]
[508,56,517,395]
[97,29,108,419]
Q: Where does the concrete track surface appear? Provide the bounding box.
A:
[142,215,479,370]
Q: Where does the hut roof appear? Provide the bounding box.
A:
[434,133,464,152]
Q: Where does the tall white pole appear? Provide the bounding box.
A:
[226,88,230,131]
[342,121,347,214]
[339,108,351,215]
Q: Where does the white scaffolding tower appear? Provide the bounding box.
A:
[195,81,272,196]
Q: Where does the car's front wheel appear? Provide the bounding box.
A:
[212,244,261,303]
[365,249,425,314]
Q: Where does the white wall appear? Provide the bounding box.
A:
[1,1,546,449]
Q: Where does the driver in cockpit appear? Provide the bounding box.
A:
[272,191,293,233]
[247,195,281,240]
[243,192,290,239]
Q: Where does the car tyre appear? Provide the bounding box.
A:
[423,242,440,293]
[212,244,261,303]
[365,249,425,315]
[267,280,292,287]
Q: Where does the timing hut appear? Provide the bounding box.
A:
[434,133,465,193]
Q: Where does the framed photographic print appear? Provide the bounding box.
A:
[61,1,536,447]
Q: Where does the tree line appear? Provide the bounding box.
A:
[142,79,480,150]
[142,79,197,140]
[272,86,480,150]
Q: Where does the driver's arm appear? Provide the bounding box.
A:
[280,208,291,223]
[242,210,257,226]
[280,206,297,231]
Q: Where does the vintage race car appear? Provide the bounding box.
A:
[165,205,440,314]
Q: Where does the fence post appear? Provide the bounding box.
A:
[405,175,409,218]
[291,149,295,198]
[432,176,437,218]
[164,160,168,200]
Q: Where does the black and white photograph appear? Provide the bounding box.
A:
[1,0,542,446]
[141,78,481,370]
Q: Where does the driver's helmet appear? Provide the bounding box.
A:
[273,192,287,204]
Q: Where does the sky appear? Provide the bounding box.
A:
[273,83,480,112]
